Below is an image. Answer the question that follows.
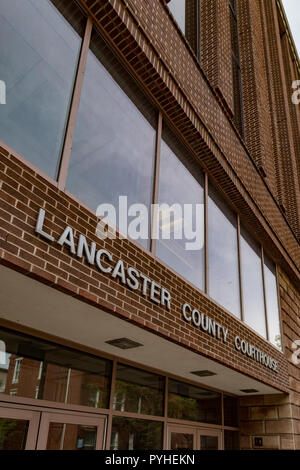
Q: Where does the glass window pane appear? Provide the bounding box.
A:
[67,29,156,250]
[0,0,85,178]
[113,364,165,416]
[224,430,240,450]
[157,127,205,290]
[0,418,29,450]
[0,328,112,409]
[171,432,193,450]
[168,379,221,424]
[240,228,266,338]
[200,435,219,450]
[111,417,163,450]
[208,185,240,318]
[224,396,239,427]
[46,423,97,450]
[264,256,282,349]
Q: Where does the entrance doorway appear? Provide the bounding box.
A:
[0,404,106,450]
[167,424,222,450]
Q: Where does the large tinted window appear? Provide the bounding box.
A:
[113,364,165,416]
[224,430,240,450]
[168,379,221,424]
[111,417,163,450]
[67,29,156,249]
[208,185,240,318]
[224,396,239,427]
[156,127,205,290]
[0,0,85,178]
[264,256,282,349]
[0,328,112,409]
[240,228,266,338]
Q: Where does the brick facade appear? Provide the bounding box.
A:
[0,0,299,449]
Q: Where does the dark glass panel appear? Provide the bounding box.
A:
[46,423,97,450]
[224,396,239,427]
[229,5,239,59]
[0,418,28,450]
[200,435,219,450]
[111,417,163,450]
[168,379,222,424]
[0,328,112,409]
[171,432,193,450]
[224,430,240,450]
[114,364,165,416]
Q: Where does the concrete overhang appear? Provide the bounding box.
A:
[0,264,285,397]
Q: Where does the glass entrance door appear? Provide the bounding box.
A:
[36,411,106,450]
[37,412,105,450]
[168,424,221,450]
[0,405,40,450]
[0,405,106,450]
[198,428,221,450]
[168,425,196,450]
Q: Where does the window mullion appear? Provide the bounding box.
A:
[150,112,163,255]
[237,214,244,322]
[261,246,270,342]
[57,16,93,191]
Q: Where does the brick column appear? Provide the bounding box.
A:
[260,0,300,238]
[280,33,300,207]
[237,0,276,193]
[201,0,234,115]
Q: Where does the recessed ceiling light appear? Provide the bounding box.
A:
[191,370,217,377]
[240,389,259,394]
[105,338,143,350]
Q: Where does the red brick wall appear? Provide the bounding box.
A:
[260,0,300,237]
[200,0,234,115]
[238,0,276,193]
